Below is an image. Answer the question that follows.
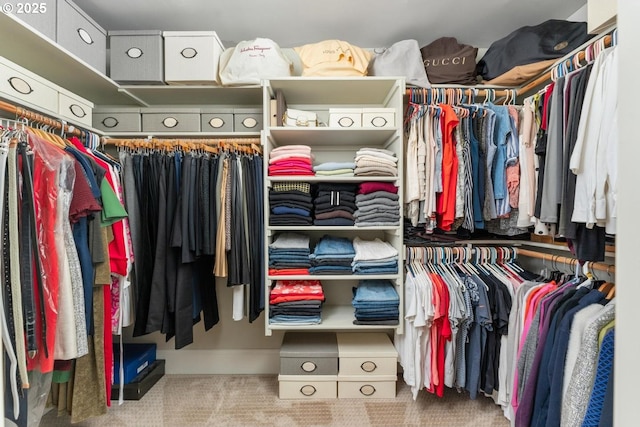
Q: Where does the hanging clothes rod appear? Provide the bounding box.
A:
[0,99,84,137]
[406,87,518,105]
[516,248,615,274]
[102,137,261,146]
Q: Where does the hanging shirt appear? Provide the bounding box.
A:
[436,104,460,231]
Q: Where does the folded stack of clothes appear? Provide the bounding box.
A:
[309,235,355,275]
[354,147,398,176]
[351,237,399,274]
[313,183,358,226]
[269,182,313,226]
[351,279,400,325]
[268,233,311,276]
[313,161,356,177]
[354,182,400,226]
[268,145,314,176]
[269,280,325,325]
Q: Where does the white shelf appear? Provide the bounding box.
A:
[0,13,137,106]
[103,131,261,138]
[268,305,398,332]
[268,274,400,281]
[268,127,397,146]
[266,176,398,183]
[266,78,403,105]
[119,85,263,107]
[268,226,400,232]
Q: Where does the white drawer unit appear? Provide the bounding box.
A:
[163,31,224,85]
[201,108,234,133]
[362,108,395,128]
[56,0,107,74]
[109,30,164,84]
[58,91,93,127]
[93,107,141,132]
[337,375,397,398]
[336,333,398,376]
[278,374,337,399]
[142,108,201,133]
[0,57,59,114]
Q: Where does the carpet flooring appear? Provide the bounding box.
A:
[40,375,510,427]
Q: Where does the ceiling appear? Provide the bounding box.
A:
[75,0,587,49]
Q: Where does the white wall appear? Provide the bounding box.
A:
[567,4,588,21]
[615,1,639,425]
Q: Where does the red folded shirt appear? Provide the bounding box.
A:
[268,268,311,276]
[358,181,399,195]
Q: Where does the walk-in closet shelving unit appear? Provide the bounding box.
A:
[262,77,405,336]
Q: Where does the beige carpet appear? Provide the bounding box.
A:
[40,375,509,427]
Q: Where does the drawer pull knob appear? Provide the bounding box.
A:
[370,116,388,127]
[300,385,316,396]
[208,117,225,129]
[162,117,179,128]
[69,104,86,118]
[101,117,119,128]
[181,48,198,59]
[8,77,33,95]
[301,361,317,373]
[360,385,376,396]
[338,117,355,127]
[242,117,258,129]
[361,361,377,372]
[126,47,143,59]
[77,28,94,45]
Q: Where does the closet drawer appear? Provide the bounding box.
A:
[234,108,263,132]
[57,0,107,74]
[58,92,93,127]
[109,30,164,84]
[0,59,58,114]
[93,108,141,132]
[142,108,200,132]
[339,356,397,376]
[337,375,397,399]
[280,332,338,376]
[163,31,224,85]
[278,375,337,399]
[201,108,234,133]
[9,0,57,41]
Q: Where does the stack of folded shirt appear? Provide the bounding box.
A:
[309,235,355,275]
[268,233,311,276]
[354,147,398,176]
[354,182,400,226]
[351,236,399,274]
[268,145,314,176]
[313,161,356,177]
[269,280,325,325]
[313,183,358,226]
[269,182,313,226]
[351,279,400,325]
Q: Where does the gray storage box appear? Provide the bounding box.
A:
[280,332,338,376]
[234,108,262,132]
[57,0,107,74]
[142,108,200,132]
[93,107,141,132]
[201,108,234,133]
[109,30,164,84]
[9,0,57,41]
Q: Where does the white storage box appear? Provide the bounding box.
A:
[163,31,224,85]
[362,108,395,128]
[329,108,362,128]
[57,0,107,74]
[201,108,234,133]
[93,108,142,132]
[0,57,59,114]
[336,333,398,376]
[142,108,201,132]
[9,0,57,41]
[337,375,397,398]
[58,90,93,127]
[109,30,164,84]
[234,108,262,132]
[278,374,337,399]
